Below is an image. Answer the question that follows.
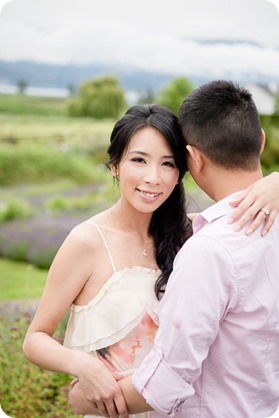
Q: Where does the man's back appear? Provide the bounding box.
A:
[133,193,279,417]
[132,81,279,418]
[178,194,279,417]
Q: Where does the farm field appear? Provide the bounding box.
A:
[0,92,277,418]
[0,94,117,418]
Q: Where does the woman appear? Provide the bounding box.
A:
[23,104,279,418]
[23,104,191,418]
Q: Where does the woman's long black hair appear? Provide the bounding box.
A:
[107,104,192,299]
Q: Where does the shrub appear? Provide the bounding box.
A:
[0,199,34,223]
[0,311,81,417]
[47,191,107,214]
[67,75,127,119]
[0,146,97,186]
[261,139,279,168]
[47,197,70,212]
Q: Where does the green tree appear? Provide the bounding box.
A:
[67,83,76,97]
[67,75,127,119]
[156,76,194,114]
[16,79,28,95]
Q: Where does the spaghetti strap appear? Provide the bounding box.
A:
[88,222,117,273]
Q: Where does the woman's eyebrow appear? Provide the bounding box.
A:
[128,150,175,158]
[128,150,148,156]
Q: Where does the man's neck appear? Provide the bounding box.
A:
[204,168,263,202]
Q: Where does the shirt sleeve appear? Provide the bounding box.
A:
[132,235,237,416]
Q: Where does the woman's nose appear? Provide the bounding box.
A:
[143,165,161,184]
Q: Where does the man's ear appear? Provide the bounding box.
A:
[186,145,204,171]
[260,129,266,155]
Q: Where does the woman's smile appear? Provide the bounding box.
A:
[136,188,163,202]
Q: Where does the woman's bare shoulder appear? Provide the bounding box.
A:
[66,218,101,250]
[66,210,116,250]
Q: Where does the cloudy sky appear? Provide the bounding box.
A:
[0,0,279,81]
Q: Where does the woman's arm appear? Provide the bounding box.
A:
[23,227,90,372]
[22,224,128,418]
[229,172,279,235]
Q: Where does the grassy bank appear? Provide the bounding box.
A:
[0,258,47,301]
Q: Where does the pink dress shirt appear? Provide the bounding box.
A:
[132,192,279,417]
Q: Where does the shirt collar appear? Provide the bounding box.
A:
[192,190,244,234]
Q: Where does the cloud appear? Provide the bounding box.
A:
[0,0,13,13]
[0,0,278,81]
[266,0,279,13]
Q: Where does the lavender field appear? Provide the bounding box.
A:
[0,182,116,269]
[0,182,212,273]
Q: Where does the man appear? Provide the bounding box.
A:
[70,81,279,417]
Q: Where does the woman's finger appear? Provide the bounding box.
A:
[243,210,271,236]
[114,392,129,418]
[229,201,261,230]
[261,210,277,236]
[70,378,79,387]
[228,172,279,233]
[228,196,255,225]
[95,401,110,417]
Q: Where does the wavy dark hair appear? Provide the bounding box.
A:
[107,104,192,299]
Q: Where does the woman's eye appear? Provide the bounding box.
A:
[163,161,176,168]
[131,157,145,163]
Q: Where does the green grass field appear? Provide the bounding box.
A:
[0,91,277,301]
[0,93,68,116]
[0,258,47,300]
[0,95,116,187]
[0,112,114,146]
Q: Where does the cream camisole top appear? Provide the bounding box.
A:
[63,223,160,418]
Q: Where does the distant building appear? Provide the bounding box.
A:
[245,83,279,115]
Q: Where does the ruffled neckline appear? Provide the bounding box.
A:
[64,266,161,351]
[71,266,161,311]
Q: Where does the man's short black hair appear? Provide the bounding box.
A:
[178,80,263,170]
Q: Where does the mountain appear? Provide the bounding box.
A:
[0,60,174,92]
[0,59,212,93]
[0,59,277,95]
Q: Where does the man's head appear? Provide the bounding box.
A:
[178,80,264,171]
[178,80,265,200]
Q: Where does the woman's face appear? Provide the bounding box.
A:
[115,126,180,214]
